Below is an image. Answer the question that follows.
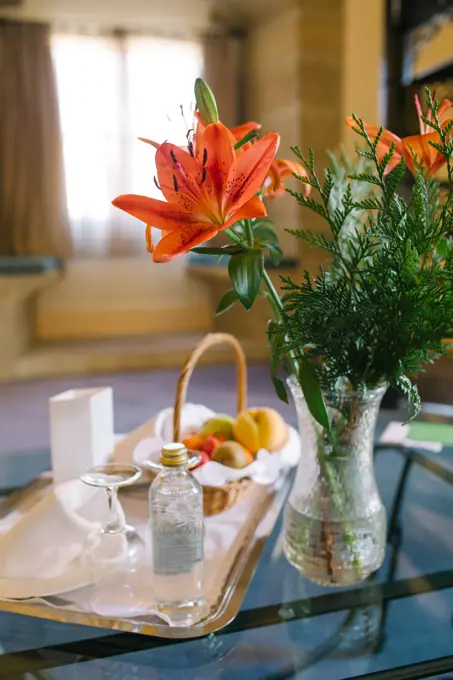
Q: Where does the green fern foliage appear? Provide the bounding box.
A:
[275,90,453,418]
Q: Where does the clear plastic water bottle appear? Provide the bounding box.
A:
[149,442,205,625]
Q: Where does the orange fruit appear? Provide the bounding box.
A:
[182,435,205,451]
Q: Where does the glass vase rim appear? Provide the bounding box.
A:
[286,374,388,402]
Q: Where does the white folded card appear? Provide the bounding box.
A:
[50,387,114,485]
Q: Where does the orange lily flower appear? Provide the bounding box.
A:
[345,94,453,177]
[263,159,311,199]
[195,113,309,198]
[113,121,279,262]
[194,111,262,156]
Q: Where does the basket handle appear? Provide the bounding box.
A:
[173,333,247,441]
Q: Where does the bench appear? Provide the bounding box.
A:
[0,257,62,379]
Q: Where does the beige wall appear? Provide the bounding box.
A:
[36,257,212,340]
[246,4,303,258]
[342,0,385,152]
[245,0,385,269]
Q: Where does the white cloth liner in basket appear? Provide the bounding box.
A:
[132,403,300,486]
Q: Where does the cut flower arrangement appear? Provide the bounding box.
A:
[114,81,453,586]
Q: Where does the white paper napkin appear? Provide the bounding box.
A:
[0,480,118,599]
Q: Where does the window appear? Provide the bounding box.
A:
[52,33,203,255]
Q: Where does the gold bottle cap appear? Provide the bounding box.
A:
[160,442,189,467]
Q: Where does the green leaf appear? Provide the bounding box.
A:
[234,130,259,150]
[268,243,283,265]
[215,289,238,316]
[228,249,264,310]
[437,237,449,258]
[272,376,289,403]
[253,222,279,244]
[268,327,289,403]
[298,359,330,430]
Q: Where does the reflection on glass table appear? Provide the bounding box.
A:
[1,409,453,679]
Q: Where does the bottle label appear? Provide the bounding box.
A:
[153,528,203,575]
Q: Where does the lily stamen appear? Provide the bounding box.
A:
[173,175,179,192]
[170,150,178,164]
[202,148,208,166]
[200,167,207,184]
[153,177,162,191]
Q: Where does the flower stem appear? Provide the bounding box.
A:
[262,268,283,316]
[224,228,244,248]
[245,218,254,247]
[225,226,298,373]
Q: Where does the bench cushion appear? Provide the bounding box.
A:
[0,257,62,276]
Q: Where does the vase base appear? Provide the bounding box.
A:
[283,506,386,587]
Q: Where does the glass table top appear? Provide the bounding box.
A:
[1,409,453,679]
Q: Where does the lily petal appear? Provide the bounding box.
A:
[224,132,280,213]
[230,121,262,142]
[375,142,403,174]
[155,143,202,209]
[438,98,453,127]
[275,159,306,178]
[345,118,403,152]
[199,122,236,200]
[153,225,219,262]
[402,131,439,171]
[429,152,448,177]
[414,94,425,134]
[112,194,201,231]
[222,196,267,229]
[264,161,284,197]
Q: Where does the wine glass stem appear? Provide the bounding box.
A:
[105,486,124,534]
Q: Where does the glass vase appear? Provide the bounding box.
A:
[283,376,387,587]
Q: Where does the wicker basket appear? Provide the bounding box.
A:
[173,332,256,516]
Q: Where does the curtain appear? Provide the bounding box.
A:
[0,21,73,258]
[51,33,203,256]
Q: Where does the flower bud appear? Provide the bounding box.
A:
[194,78,219,124]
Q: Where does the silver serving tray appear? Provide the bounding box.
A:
[0,470,292,639]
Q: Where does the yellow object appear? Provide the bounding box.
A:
[233,411,261,453]
[233,408,288,453]
[199,414,235,440]
[160,442,188,467]
[211,441,252,469]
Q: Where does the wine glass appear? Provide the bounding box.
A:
[80,463,147,616]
